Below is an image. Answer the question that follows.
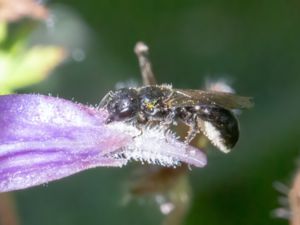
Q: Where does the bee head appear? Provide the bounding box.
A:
[104,88,140,122]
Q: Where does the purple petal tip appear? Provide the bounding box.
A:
[0,94,130,192]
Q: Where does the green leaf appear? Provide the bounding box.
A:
[0,46,66,91]
[0,22,7,44]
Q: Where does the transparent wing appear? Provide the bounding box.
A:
[167,89,254,109]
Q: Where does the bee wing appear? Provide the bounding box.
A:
[168,89,254,109]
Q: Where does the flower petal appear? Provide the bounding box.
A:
[0,94,130,192]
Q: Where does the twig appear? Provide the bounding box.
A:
[0,193,19,225]
[134,42,157,85]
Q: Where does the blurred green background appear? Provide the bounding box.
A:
[15,0,300,225]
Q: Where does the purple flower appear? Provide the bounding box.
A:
[0,94,206,192]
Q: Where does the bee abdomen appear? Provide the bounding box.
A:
[196,105,239,153]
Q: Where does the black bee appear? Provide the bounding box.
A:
[100,84,253,153]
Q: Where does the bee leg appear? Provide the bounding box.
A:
[184,115,200,144]
[127,113,149,138]
[164,110,177,126]
[184,126,198,144]
[136,112,148,124]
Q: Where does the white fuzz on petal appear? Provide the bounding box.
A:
[106,123,207,168]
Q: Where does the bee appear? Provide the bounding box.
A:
[100,84,253,153]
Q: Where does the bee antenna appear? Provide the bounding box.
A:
[134,41,157,86]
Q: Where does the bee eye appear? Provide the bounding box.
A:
[106,88,139,121]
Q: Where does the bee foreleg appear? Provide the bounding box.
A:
[136,112,148,124]
[165,110,177,125]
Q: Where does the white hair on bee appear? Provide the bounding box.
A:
[202,121,230,153]
[159,83,173,89]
